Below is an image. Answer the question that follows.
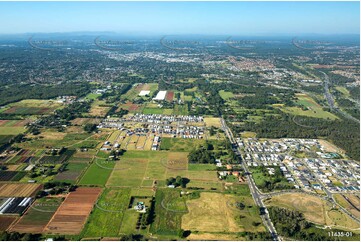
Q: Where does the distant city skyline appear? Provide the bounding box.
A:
[0,1,359,35]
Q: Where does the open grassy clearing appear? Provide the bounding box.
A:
[219,90,234,100]
[204,117,221,128]
[88,100,112,117]
[264,193,360,230]
[106,150,215,189]
[334,194,360,218]
[182,191,265,233]
[335,86,350,97]
[280,93,338,120]
[160,138,205,152]
[0,120,28,135]
[141,104,173,115]
[85,93,101,100]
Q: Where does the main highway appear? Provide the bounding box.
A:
[220,118,280,241]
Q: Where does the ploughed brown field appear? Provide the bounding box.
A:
[166,91,174,101]
[44,187,102,235]
[0,183,42,197]
[0,216,17,231]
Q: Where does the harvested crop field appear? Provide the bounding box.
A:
[0,183,42,197]
[264,193,327,224]
[204,117,221,128]
[44,187,102,235]
[182,192,241,233]
[0,216,17,231]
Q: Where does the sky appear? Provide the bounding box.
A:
[0,1,359,35]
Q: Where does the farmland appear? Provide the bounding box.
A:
[0,27,359,242]
[54,162,88,183]
[0,216,17,231]
[183,190,264,234]
[44,187,102,235]
[0,120,28,135]
[78,159,114,186]
[150,189,184,236]
[106,150,198,188]
[160,138,205,152]
[10,197,63,233]
[82,188,131,237]
[2,99,62,115]
[0,183,42,197]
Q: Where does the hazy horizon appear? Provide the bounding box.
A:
[0,1,359,35]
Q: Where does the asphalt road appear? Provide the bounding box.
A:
[220,118,280,241]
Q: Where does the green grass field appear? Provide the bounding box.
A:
[78,158,115,186]
[280,93,338,120]
[160,138,205,152]
[150,189,184,236]
[82,188,131,237]
[0,127,25,135]
[335,86,350,97]
[85,93,101,100]
[107,151,168,187]
[219,90,234,100]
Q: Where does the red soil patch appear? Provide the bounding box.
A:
[166,91,174,102]
[0,120,8,126]
[13,120,30,127]
[44,187,102,235]
[121,102,140,111]
[3,107,17,114]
